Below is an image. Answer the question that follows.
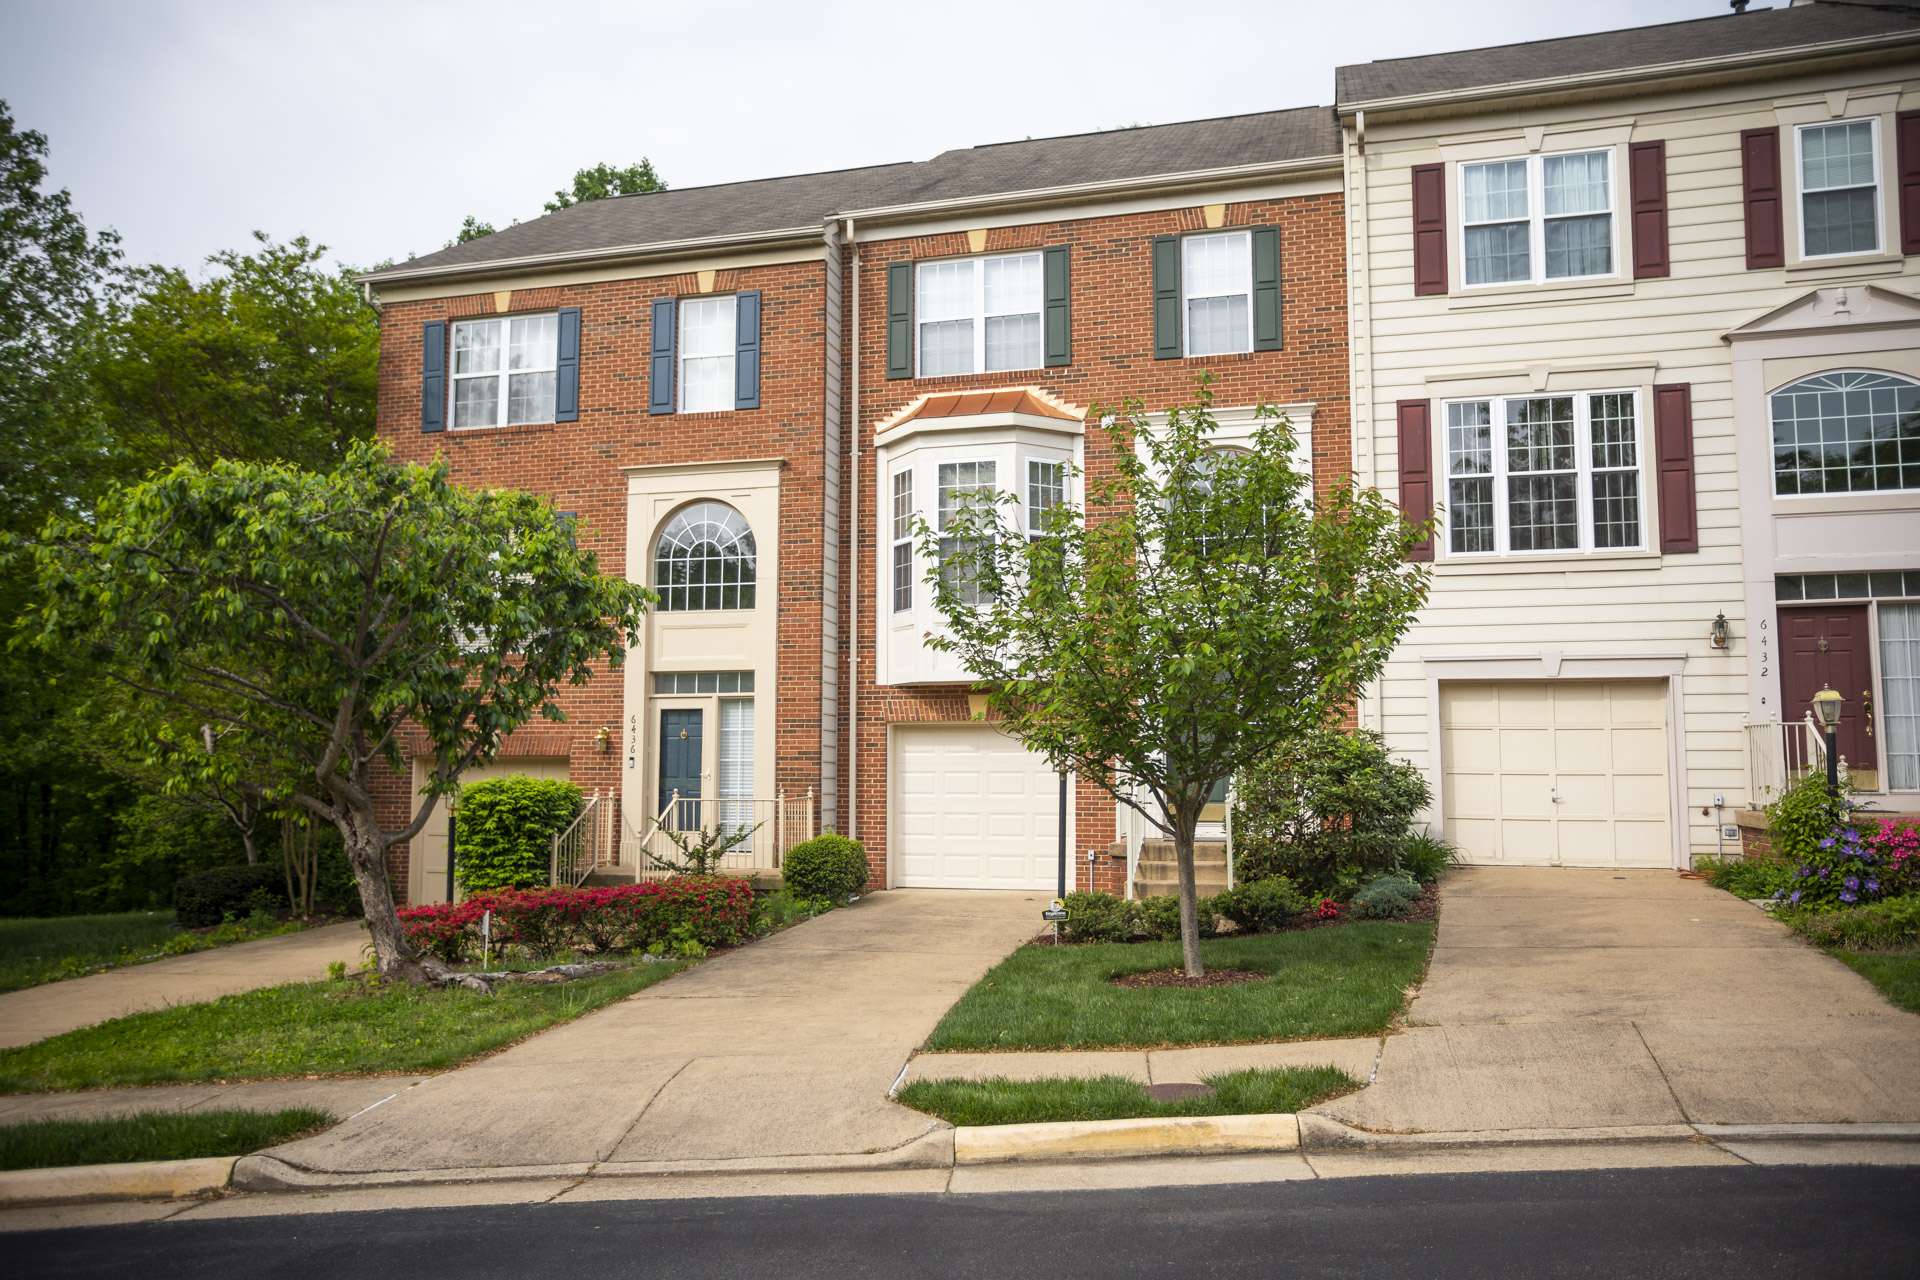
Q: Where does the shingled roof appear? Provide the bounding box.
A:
[363,106,1338,285]
[1335,1,1920,108]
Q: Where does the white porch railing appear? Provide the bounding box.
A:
[1746,714,1850,805]
[618,790,814,880]
[549,791,608,888]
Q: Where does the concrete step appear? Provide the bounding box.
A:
[1133,877,1230,900]
[1135,858,1228,882]
[1137,840,1228,859]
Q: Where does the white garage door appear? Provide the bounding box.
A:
[893,726,1060,889]
[1440,681,1672,868]
[409,756,571,904]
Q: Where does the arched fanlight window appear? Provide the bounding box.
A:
[653,501,757,611]
[1770,370,1920,496]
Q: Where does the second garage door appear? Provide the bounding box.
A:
[893,725,1060,889]
[1440,680,1672,868]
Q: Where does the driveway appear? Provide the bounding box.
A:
[0,922,371,1049]
[1317,868,1920,1134]
[243,890,1043,1185]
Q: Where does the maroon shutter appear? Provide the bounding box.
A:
[1653,384,1698,554]
[1411,163,1448,296]
[1740,127,1785,269]
[1898,110,1920,256]
[1396,399,1435,562]
[1629,140,1670,279]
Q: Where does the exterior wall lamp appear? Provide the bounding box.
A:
[1709,612,1730,650]
[1811,686,1844,797]
[594,725,613,753]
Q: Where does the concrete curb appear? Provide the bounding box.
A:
[1299,1113,1920,1152]
[953,1114,1299,1165]
[0,1156,236,1207]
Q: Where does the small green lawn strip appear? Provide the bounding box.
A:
[1829,948,1920,1014]
[925,923,1434,1051]
[897,1066,1358,1127]
[0,1108,336,1171]
[0,962,684,1094]
[0,912,310,994]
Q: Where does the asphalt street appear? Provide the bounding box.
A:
[12,1164,1920,1279]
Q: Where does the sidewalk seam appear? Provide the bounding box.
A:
[1631,1019,1695,1126]
[588,1058,693,1169]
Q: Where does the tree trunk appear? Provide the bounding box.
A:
[1173,813,1206,979]
[240,827,258,866]
[334,802,448,986]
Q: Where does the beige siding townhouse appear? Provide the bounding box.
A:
[1338,0,1920,868]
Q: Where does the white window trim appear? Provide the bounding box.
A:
[448,313,559,431]
[1026,458,1066,539]
[1793,117,1884,262]
[914,251,1044,379]
[1439,388,1649,560]
[1458,148,1619,290]
[1768,367,1920,499]
[678,294,738,415]
[890,468,914,614]
[1179,230,1254,358]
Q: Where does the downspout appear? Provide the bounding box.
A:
[843,218,860,847]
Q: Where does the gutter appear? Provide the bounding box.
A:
[357,223,824,290]
[843,217,860,847]
[1335,28,1920,120]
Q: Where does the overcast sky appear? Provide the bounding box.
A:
[3,0,1729,274]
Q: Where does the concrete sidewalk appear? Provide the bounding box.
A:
[0,922,371,1049]
[0,1077,424,1125]
[240,891,1043,1186]
[907,1037,1380,1087]
[1314,868,1920,1134]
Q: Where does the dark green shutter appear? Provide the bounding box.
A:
[1251,227,1281,351]
[1151,235,1181,360]
[886,260,913,380]
[1042,244,1071,367]
[734,290,761,410]
[554,308,581,422]
[420,321,446,432]
[648,297,675,415]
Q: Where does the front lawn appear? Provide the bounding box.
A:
[897,1066,1357,1127]
[1830,948,1920,1014]
[0,1108,335,1171]
[924,923,1433,1051]
[0,911,307,994]
[0,962,684,1093]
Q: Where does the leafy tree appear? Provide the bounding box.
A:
[545,159,666,212]
[450,215,496,246]
[91,233,377,475]
[26,443,651,982]
[922,384,1430,976]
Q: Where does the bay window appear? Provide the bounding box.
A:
[1461,149,1615,286]
[891,469,914,613]
[450,313,558,428]
[1442,390,1645,556]
[936,460,996,605]
[916,252,1043,377]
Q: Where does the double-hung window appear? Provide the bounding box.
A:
[890,470,914,613]
[450,314,558,428]
[936,461,996,604]
[1442,391,1644,556]
[1461,150,1614,286]
[1181,231,1252,356]
[1026,459,1065,541]
[916,252,1043,377]
[1797,119,1880,258]
[679,296,737,413]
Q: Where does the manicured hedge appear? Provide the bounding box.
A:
[783,834,868,901]
[397,876,753,965]
[174,864,285,927]
[452,776,583,892]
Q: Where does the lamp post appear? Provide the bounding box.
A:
[1811,686,1844,798]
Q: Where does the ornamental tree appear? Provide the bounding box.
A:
[921,383,1430,977]
[26,442,650,984]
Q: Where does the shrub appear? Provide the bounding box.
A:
[1697,855,1793,900]
[1790,894,1920,950]
[1771,819,1909,911]
[396,876,754,964]
[173,864,285,928]
[1061,892,1135,943]
[748,889,833,937]
[1232,729,1430,897]
[1396,833,1456,885]
[1134,894,1217,942]
[1764,769,1851,866]
[1213,876,1307,933]
[1863,817,1920,897]
[451,776,583,892]
[1350,873,1422,920]
[782,834,869,901]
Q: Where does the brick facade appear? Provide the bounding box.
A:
[844,193,1351,894]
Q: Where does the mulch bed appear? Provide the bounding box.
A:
[1031,878,1444,948]
[1110,967,1265,990]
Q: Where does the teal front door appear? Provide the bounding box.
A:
[659,708,703,828]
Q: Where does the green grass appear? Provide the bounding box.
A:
[0,911,306,994]
[897,1066,1359,1127]
[0,962,685,1093]
[0,1108,335,1171]
[925,923,1434,1051]
[1830,948,1920,1014]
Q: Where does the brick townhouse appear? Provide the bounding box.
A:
[360,109,1350,903]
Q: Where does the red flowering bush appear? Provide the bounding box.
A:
[397,876,753,964]
[1315,898,1343,921]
